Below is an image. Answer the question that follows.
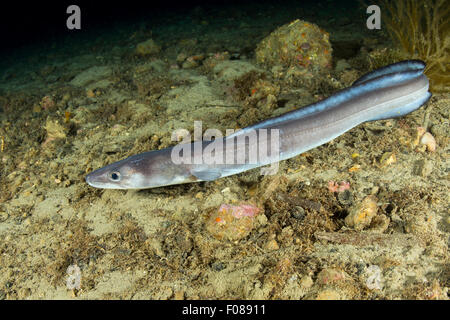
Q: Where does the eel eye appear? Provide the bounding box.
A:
[110,171,121,181]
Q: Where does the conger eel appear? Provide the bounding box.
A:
[85,60,431,189]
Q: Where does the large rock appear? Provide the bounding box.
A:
[255,19,332,74]
[69,66,112,87]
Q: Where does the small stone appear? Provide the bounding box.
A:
[345,195,378,231]
[255,213,268,227]
[40,95,55,110]
[0,211,8,222]
[413,159,433,177]
[369,214,390,233]
[136,39,161,56]
[291,206,305,220]
[195,192,203,199]
[23,217,32,226]
[316,288,344,300]
[221,187,231,194]
[317,268,347,285]
[174,290,185,300]
[182,59,199,69]
[337,190,353,206]
[32,105,41,113]
[161,287,173,300]
[299,275,313,289]
[212,262,226,271]
[44,119,67,140]
[264,239,279,251]
[176,53,187,63]
[379,152,396,167]
[335,59,351,73]
[86,89,95,98]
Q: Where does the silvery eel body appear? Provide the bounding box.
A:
[85,60,431,189]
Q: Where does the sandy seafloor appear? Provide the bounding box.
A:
[0,1,448,299]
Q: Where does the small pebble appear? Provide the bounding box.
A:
[264,239,279,251]
[176,53,188,63]
[369,214,390,233]
[86,89,95,98]
[291,206,305,220]
[413,159,433,177]
[344,195,378,230]
[379,152,396,167]
[316,288,344,300]
[23,218,32,226]
[174,290,185,300]
[195,192,203,199]
[317,268,347,285]
[0,211,8,222]
[32,105,41,113]
[337,190,353,206]
[212,262,226,271]
[299,275,313,289]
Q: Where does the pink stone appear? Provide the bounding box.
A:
[218,203,260,219]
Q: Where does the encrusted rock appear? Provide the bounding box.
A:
[345,195,378,231]
[255,19,332,74]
